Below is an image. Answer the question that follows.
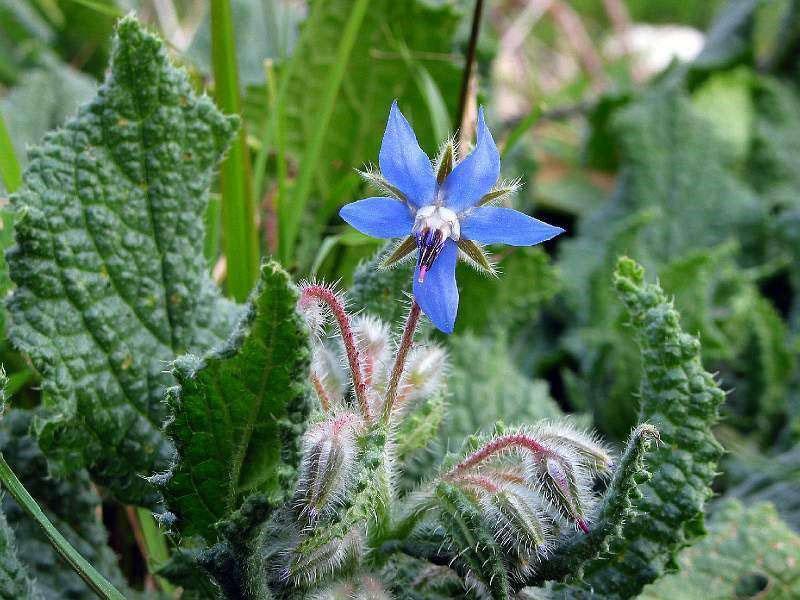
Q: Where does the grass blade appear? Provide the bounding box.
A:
[277,0,371,265]
[211,0,259,300]
[0,454,125,600]
[0,113,21,193]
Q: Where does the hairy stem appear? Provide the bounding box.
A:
[311,373,331,412]
[0,454,125,600]
[301,286,370,421]
[446,433,553,478]
[383,302,422,420]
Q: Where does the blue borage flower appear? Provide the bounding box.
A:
[340,101,564,333]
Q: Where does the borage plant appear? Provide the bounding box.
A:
[0,16,729,600]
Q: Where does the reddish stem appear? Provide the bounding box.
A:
[383,302,422,420]
[446,433,554,478]
[311,373,331,412]
[456,474,501,494]
[300,285,371,421]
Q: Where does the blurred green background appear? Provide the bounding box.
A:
[1,0,800,594]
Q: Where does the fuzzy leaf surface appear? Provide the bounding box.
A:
[561,258,725,597]
[5,17,241,505]
[641,500,800,599]
[0,498,40,600]
[163,261,311,540]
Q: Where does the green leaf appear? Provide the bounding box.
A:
[444,333,563,449]
[350,244,414,325]
[162,261,311,540]
[6,16,242,506]
[691,66,754,162]
[557,85,764,439]
[456,246,559,336]
[747,76,800,211]
[0,497,40,600]
[723,442,800,531]
[567,258,725,598]
[641,500,800,599]
[0,409,135,599]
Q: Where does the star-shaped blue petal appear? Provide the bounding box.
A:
[339,102,565,334]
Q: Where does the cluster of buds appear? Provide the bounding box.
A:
[298,282,444,424]
[429,422,613,581]
[288,283,446,585]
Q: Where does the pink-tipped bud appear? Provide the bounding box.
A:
[534,456,591,529]
[295,414,360,521]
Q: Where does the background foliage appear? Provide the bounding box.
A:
[0,0,799,598]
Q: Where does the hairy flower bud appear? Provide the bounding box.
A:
[296,414,361,521]
[313,576,390,600]
[483,488,550,556]
[533,455,591,532]
[536,422,613,474]
[289,530,363,586]
[351,315,391,387]
[399,345,446,405]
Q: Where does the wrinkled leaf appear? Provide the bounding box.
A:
[6,16,242,505]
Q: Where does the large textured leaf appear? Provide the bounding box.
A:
[641,500,800,599]
[456,247,559,336]
[162,261,311,540]
[445,333,563,448]
[559,258,724,598]
[6,16,241,506]
[0,409,135,599]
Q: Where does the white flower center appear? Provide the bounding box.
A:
[413,205,461,283]
[413,205,461,241]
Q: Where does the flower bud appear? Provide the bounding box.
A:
[351,315,391,386]
[483,488,549,556]
[533,455,591,532]
[400,345,446,404]
[311,345,346,408]
[289,529,363,586]
[296,414,360,521]
[536,422,613,474]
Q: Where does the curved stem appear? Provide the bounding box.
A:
[0,454,125,600]
[446,433,554,479]
[383,302,422,421]
[300,285,370,421]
